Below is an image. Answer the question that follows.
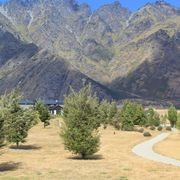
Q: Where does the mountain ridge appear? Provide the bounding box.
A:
[0,0,179,103]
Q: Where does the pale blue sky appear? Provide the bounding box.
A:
[78,0,179,11]
[0,0,179,11]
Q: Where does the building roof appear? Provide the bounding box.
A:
[19,99,64,106]
[19,99,34,105]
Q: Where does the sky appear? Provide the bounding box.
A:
[77,0,180,11]
[0,0,179,11]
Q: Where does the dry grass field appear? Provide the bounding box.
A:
[156,109,180,116]
[0,117,180,180]
[154,133,180,161]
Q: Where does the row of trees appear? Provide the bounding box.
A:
[120,102,161,131]
[0,90,51,148]
[61,85,179,158]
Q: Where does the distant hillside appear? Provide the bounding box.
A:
[0,0,179,103]
[0,26,113,100]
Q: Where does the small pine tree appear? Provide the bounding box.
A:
[132,103,147,126]
[120,101,134,131]
[108,102,118,121]
[2,90,39,148]
[0,89,21,145]
[5,109,39,147]
[168,105,177,128]
[98,100,111,128]
[111,110,121,130]
[34,101,51,128]
[61,85,100,159]
[0,109,5,145]
[120,101,147,131]
[145,108,160,127]
[99,100,120,129]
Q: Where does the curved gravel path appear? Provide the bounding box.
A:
[132,133,180,167]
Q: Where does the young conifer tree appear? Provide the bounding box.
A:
[61,85,101,159]
[1,89,39,148]
[34,101,51,128]
[168,105,177,128]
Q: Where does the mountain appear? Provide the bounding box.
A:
[0,0,179,103]
[0,15,113,100]
[111,29,180,100]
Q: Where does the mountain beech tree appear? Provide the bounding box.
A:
[61,85,101,159]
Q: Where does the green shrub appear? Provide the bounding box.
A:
[143,132,152,137]
[157,126,163,131]
[133,127,138,132]
[150,126,155,130]
[138,128,144,133]
[166,126,172,131]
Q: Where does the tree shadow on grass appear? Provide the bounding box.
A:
[68,154,104,160]
[0,144,6,148]
[9,144,41,150]
[0,162,22,172]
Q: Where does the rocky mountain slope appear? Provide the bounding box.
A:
[111,29,180,100]
[0,0,179,103]
[0,15,113,100]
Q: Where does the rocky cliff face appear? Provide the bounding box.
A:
[0,0,179,102]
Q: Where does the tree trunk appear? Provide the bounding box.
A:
[81,153,86,159]
[16,141,19,148]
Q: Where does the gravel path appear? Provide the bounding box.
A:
[132,133,180,167]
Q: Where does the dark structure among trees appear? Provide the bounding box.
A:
[19,99,63,115]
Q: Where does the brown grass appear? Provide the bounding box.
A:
[0,118,180,180]
[155,109,180,116]
[154,132,180,161]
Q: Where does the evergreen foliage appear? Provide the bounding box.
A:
[34,101,51,127]
[120,101,146,131]
[176,113,180,130]
[168,105,177,127]
[98,100,120,129]
[0,89,39,147]
[145,108,160,127]
[61,85,101,159]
